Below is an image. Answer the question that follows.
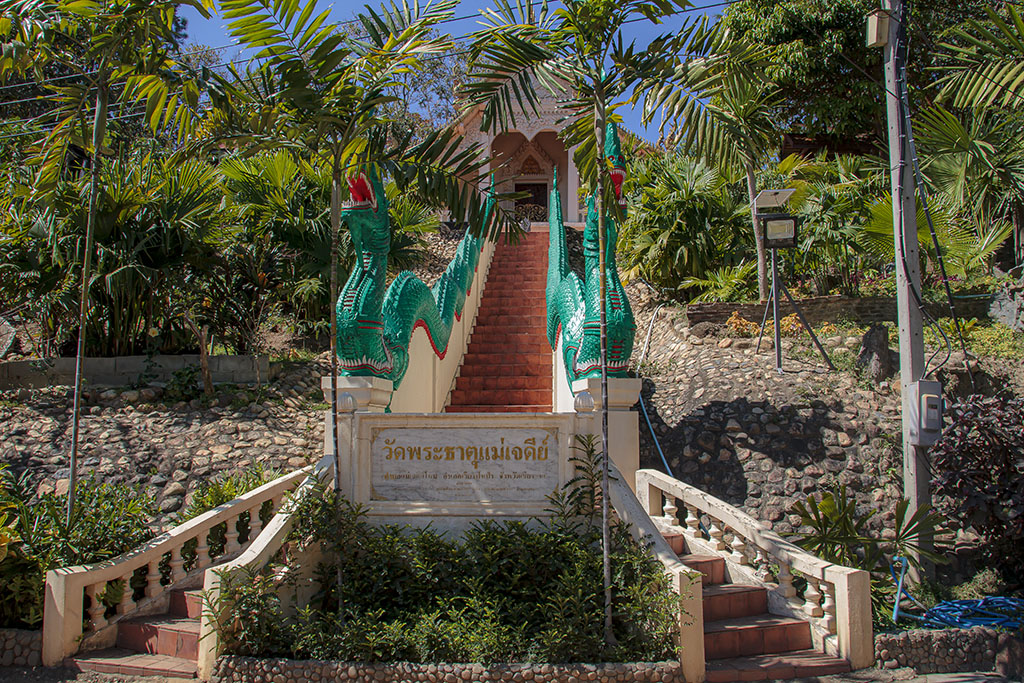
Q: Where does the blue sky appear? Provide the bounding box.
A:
[178,0,731,142]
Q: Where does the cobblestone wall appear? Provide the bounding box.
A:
[875,627,1024,678]
[213,657,684,682]
[0,628,41,667]
[685,295,992,327]
[0,354,271,389]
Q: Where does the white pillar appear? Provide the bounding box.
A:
[566,145,580,223]
[571,376,641,492]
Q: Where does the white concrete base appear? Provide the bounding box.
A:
[321,376,394,413]
[571,376,642,492]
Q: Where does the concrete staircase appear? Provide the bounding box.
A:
[447,232,552,413]
[664,533,851,682]
[68,588,202,678]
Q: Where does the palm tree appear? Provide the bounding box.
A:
[0,0,214,522]
[463,0,745,646]
[644,66,780,300]
[211,0,521,542]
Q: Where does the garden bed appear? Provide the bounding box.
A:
[212,657,684,682]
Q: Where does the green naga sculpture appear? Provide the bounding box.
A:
[546,123,635,386]
[335,168,487,388]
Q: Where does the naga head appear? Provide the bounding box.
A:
[605,122,627,210]
[343,166,389,253]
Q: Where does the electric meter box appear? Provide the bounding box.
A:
[908,380,943,446]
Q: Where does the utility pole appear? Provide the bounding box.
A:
[880,0,932,574]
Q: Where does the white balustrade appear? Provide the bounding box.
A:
[635,469,874,671]
[42,466,311,667]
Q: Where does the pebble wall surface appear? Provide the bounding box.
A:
[874,627,1021,675]
[0,628,41,667]
[212,657,685,683]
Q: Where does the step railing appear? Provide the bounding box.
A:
[197,455,333,679]
[41,466,311,667]
[636,469,873,670]
[606,462,705,682]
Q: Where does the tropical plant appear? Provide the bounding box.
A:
[619,152,750,292]
[1,0,215,521]
[937,5,1024,111]
[789,485,946,627]
[643,49,780,300]
[930,395,1024,583]
[0,468,155,628]
[680,262,757,303]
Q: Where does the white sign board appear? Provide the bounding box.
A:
[370,427,560,503]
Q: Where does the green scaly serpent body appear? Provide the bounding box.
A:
[335,172,488,388]
[546,123,635,386]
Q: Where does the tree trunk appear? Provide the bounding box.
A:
[746,163,768,301]
[594,99,615,652]
[182,312,214,396]
[1013,200,1024,269]
[68,80,109,525]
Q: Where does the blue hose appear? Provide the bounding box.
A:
[891,556,1024,630]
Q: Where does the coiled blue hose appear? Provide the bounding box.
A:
[891,556,1024,630]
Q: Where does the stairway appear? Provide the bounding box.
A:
[447,232,552,413]
[68,588,202,678]
[664,534,851,682]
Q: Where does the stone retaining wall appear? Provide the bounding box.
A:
[685,295,993,328]
[213,657,684,682]
[875,627,1024,678]
[0,354,271,389]
[0,628,41,667]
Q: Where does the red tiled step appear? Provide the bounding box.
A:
[705,649,851,682]
[449,389,551,406]
[456,375,552,391]
[703,584,768,621]
[473,314,547,326]
[459,363,549,378]
[117,615,201,660]
[459,352,551,367]
[462,340,551,355]
[679,553,726,586]
[704,615,812,660]
[69,648,197,678]
[469,330,549,344]
[169,589,203,619]
[446,405,551,413]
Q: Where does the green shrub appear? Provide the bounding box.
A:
[0,469,155,628]
[212,439,682,664]
[788,485,946,630]
[931,395,1024,583]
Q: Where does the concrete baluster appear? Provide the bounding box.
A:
[169,546,185,584]
[117,574,136,615]
[822,581,837,634]
[707,517,727,551]
[684,504,700,540]
[85,583,107,631]
[777,561,799,605]
[248,504,264,542]
[224,514,241,555]
[754,549,771,581]
[196,533,211,569]
[145,559,162,598]
[662,496,679,526]
[727,526,749,565]
[804,576,824,618]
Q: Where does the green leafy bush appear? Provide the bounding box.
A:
[788,485,946,629]
[213,440,682,664]
[931,395,1024,583]
[0,469,155,628]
